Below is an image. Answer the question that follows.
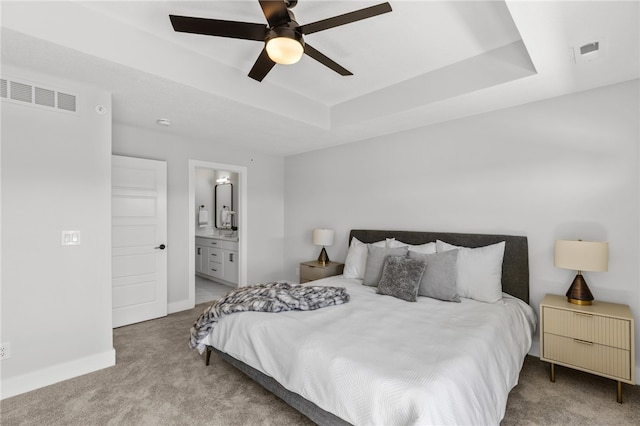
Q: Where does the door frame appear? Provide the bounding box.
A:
[187,159,248,307]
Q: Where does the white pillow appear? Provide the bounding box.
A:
[436,240,505,303]
[343,237,386,280]
[389,239,437,254]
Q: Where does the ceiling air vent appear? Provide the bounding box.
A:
[1,76,78,114]
[571,38,605,64]
[580,42,599,55]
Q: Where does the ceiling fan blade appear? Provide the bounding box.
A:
[304,44,352,76]
[259,0,292,27]
[299,2,392,35]
[170,15,267,41]
[248,48,277,81]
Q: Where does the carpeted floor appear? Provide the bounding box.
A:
[2,303,638,425]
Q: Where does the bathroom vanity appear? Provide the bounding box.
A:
[195,235,239,286]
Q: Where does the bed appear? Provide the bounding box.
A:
[198,229,536,425]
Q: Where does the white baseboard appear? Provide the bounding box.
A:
[168,299,193,314]
[1,348,116,400]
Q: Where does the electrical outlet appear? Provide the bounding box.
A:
[0,342,11,360]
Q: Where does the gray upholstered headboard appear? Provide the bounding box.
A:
[349,229,530,304]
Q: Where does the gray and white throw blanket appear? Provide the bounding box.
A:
[189,281,350,349]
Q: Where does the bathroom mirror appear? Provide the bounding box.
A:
[215,183,234,229]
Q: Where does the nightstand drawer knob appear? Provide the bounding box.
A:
[573,338,593,345]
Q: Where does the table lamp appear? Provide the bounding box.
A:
[554,240,608,305]
[312,229,334,266]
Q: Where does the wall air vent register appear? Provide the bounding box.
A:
[0,77,77,114]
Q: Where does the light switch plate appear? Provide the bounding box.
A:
[61,230,81,245]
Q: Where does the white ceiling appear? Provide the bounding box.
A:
[2,1,639,156]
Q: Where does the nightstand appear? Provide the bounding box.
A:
[540,294,635,403]
[299,261,344,284]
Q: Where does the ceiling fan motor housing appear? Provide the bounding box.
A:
[266,24,304,47]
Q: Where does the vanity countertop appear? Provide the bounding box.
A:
[196,234,238,242]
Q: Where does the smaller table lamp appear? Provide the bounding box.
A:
[554,240,608,305]
[312,228,335,266]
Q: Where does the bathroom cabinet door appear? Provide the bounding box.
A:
[195,246,207,274]
[223,250,239,284]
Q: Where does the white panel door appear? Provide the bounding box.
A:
[112,155,167,328]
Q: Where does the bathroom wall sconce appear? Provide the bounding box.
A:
[312,228,334,266]
[216,176,230,184]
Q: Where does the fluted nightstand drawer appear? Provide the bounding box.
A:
[301,264,326,281]
[543,333,631,381]
[299,261,344,284]
[543,306,631,350]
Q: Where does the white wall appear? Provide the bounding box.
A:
[112,124,285,307]
[1,66,115,398]
[284,80,640,373]
[195,168,216,233]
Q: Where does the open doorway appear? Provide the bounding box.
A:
[188,160,247,307]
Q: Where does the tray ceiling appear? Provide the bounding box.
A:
[2,1,638,156]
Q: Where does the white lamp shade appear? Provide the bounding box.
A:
[554,240,608,272]
[312,229,334,247]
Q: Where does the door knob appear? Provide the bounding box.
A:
[155,244,166,250]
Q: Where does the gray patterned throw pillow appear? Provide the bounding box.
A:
[376,256,426,302]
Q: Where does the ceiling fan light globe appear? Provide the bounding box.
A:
[266,37,304,64]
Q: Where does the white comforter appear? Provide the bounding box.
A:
[202,276,536,425]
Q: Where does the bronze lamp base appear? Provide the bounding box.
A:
[566,272,594,305]
[317,247,329,266]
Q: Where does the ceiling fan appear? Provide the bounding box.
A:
[169,0,392,82]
